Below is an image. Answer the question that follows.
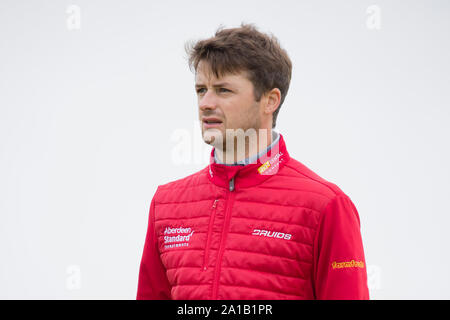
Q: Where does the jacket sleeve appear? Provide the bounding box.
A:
[136,194,172,299]
[312,194,369,300]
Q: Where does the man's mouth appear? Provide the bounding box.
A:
[203,122,222,129]
[202,117,223,128]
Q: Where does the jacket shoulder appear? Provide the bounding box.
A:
[281,157,347,201]
[154,166,210,202]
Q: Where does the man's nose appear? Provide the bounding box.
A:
[199,90,218,111]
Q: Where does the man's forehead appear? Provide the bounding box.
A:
[195,73,232,84]
[195,67,248,85]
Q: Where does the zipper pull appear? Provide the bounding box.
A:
[229,177,235,192]
[212,199,218,209]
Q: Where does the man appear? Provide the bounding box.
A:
[137,23,369,300]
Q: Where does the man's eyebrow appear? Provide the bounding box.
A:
[195,82,233,88]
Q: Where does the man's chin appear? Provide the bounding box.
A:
[202,135,215,145]
[202,129,223,148]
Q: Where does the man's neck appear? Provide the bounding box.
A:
[215,129,278,165]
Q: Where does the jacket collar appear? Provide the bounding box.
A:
[214,130,281,166]
[207,132,290,190]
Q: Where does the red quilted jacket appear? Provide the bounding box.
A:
[137,133,369,299]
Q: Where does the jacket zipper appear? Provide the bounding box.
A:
[212,176,236,299]
[203,199,218,271]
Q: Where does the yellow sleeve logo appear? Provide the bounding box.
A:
[331,260,365,269]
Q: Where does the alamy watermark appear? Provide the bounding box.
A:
[170,122,281,174]
[366,5,382,30]
[66,264,81,290]
[66,5,81,31]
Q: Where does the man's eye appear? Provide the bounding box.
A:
[196,88,230,94]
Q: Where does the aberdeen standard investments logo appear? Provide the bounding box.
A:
[163,226,195,249]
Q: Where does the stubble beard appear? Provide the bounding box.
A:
[203,115,263,163]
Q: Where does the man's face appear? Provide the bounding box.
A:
[196,61,262,150]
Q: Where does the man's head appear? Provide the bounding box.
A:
[185,23,292,151]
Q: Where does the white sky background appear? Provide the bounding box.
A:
[0,0,449,299]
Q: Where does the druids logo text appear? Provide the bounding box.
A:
[252,229,292,241]
[163,226,195,249]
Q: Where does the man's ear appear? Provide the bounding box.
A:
[265,88,281,115]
